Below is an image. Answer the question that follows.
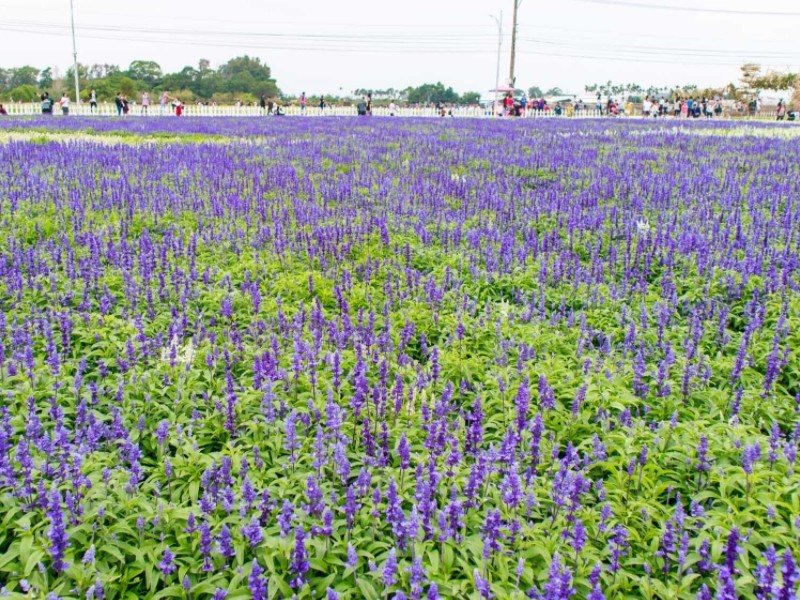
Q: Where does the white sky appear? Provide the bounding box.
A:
[1,0,797,97]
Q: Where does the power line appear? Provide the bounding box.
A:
[2,19,796,68]
[1,23,794,68]
[4,18,795,58]
[571,0,800,17]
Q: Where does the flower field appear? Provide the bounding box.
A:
[0,117,798,600]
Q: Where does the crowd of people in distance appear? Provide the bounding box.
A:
[641,96,723,118]
[489,90,795,121]
[4,88,794,121]
[32,89,189,117]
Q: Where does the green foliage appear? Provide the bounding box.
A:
[460,91,482,105]
[0,56,281,102]
[0,121,797,600]
[528,85,544,98]
[405,82,462,104]
[5,84,38,101]
[126,60,164,86]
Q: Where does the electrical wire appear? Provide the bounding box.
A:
[570,0,800,17]
[2,18,795,60]
[0,23,793,67]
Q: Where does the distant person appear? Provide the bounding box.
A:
[141,92,150,115]
[160,91,170,115]
[41,92,53,115]
[366,93,372,115]
[0,104,7,115]
[642,97,652,117]
[173,99,184,117]
[300,92,307,112]
[115,92,124,116]
[89,89,98,113]
[267,99,275,115]
[60,93,70,115]
[504,93,514,116]
[319,96,326,111]
[357,98,367,116]
[260,93,267,113]
[122,95,130,115]
[777,100,786,121]
[388,101,397,116]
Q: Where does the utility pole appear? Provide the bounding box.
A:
[70,0,81,104]
[490,12,503,117]
[509,0,522,87]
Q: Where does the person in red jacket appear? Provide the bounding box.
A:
[504,93,514,116]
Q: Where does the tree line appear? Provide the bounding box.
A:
[351,83,481,106]
[0,56,280,104]
[0,59,483,106]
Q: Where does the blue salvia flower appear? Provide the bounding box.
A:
[715,566,737,600]
[382,548,398,588]
[696,585,712,600]
[474,570,493,599]
[248,559,268,600]
[290,525,310,588]
[543,553,575,600]
[217,524,235,560]
[346,543,358,569]
[240,517,263,547]
[779,550,799,600]
[46,488,69,573]
[158,546,176,577]
[408,555,427,600]
[725,527,741,574]
[754,546,779,600]
[742,443,761,475]
[696,435,711,472]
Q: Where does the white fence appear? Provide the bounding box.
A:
[1,101,787,121]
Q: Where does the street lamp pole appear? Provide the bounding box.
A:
[490,12,503,117]
[509,0,522,86]
[70,0,81,104]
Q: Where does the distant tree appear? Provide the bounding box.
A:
[162,66,200,94]
[10,66,40,88]
[544,87,563,96]
[88,63,119,80]
[127,60,163,87]
[65,64,90,83]
[38,67,53,89]
[406,82,459,104]
[2,55,285,103]
[218,56,278,96]
[97,74,137,98]
[528,85,544,98]
[751,71,797,91]
[739,63,762,99]
[6,84,39,101]
[460,91,481,105]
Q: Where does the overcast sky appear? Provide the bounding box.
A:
[1,0,797,97]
